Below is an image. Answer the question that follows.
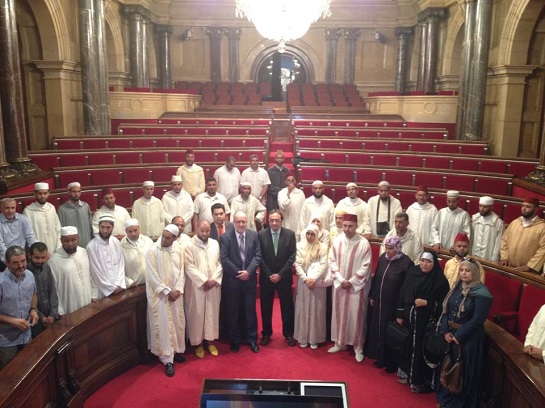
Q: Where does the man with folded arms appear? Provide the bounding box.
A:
[431,190,471,252]
[49,226,95,315]
[0,246,39,369]
[329,214,372,363]
[87,215,126,299]
[58,182,94,247]
[120,219,154,287]
[184,220,222,358]
[146,224,186,377]
[176,149,205,200]
[500,197,545,275]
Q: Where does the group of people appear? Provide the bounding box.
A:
[0,149,544,406]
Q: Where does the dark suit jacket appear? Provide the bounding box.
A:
[210,221,234,242]
[220,228,262,279]
[258,227,296,285]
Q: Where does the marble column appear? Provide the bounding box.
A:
[206,27,224,83]
[0,0,39,176]
[456,0,477,140]
[324,29,341,84]
[416,16,427,91]
[466,0,493,140]
[343,29,360,84]
[0,100,18,184]
[124,6,150,88]
[225,28,241,83]
[156,25,173,89]
[395,27,414,93]
[142,16,150,88]
[95,0,110,135]
[422,8,448,93]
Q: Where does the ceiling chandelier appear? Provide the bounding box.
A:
[235,0,333,52]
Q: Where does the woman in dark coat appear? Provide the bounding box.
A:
[366,236,413,372]
[396,250,450,394]
[436,259,493,408]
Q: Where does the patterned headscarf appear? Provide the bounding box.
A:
[442,259,482,317]
[384,236,403,261]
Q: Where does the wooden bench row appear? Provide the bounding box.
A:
[113,117,272,127]
[296,148,537,178]
[292,118,452,129]
[30,149,266,171]
[117,125,270,136]
[298,163,513,196]
[294,127,449,140]
[52,136,268,151]
[296,136,489,155]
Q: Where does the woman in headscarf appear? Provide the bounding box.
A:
[293,224,330,349]
[301,212,330,247]
[396,250,449,394]
[436,259,493,408]
[366,236,414,373]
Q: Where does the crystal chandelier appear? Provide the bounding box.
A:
[235,0,333,52]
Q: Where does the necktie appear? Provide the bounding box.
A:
[273,232,279,256]
[218,224,224,236]
[239,233,246,267]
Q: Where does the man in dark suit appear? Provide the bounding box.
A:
[209,203,233,242]
[258,210,297,347]
[220,211,262,353]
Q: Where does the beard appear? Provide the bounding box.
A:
[64,246,77,255]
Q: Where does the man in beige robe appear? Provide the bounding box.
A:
[176,149,205,199]
[146,224,186,377]
[328,214,372,363]
[500,197,545,275]
[184,220,222,358]
[380,212,423,263]
[132,181,167,240]
[230,182,266,231]
[161,175,194,235]
[335,183,367,234]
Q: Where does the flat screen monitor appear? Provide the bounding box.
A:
[200,393,344,408]
[300,382,348,408]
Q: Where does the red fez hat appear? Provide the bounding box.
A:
[524,197,540,206]
[454,232,469,243]
[343,213,358,223]
[185,148,194,155]
[101,187,114,197]
[416,185,428,194]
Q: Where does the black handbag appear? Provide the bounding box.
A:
[423,320,448,368]
[385,321,410,356]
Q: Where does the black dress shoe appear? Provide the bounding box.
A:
[165,363,175,377]
[174,353,186,363]
[249,342,260,353]
[260,336,271,346]
[385,366,397,374]
[373,361,385,369]
[230,343,240,352]
[286,337,296,347]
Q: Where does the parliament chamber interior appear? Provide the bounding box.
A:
[1,0,545,407]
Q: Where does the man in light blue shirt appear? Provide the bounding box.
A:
[0,198,36,270]
[0,245,39,369]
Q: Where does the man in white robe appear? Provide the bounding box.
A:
[298,180,335,237]
[120,219,154,287]
[406,185,438,246]
[87,215,126,299]
[23,182,61,256]
[335,183,368,234]
[277,175,305,234]
[146,224,186,377]
[57,182,94,248]
[161,175,194,235]
[230,182,266,231]
[380,212,423,263]
[471,196,504,261]
[172,216,191,247]
[431,190,471,251]
[176,149,205,199]
[362,181,402,239]
[184,220,222,358]
[132,181,167,240]
[329,214,372,362]
[213,156,241,204]
[49,226,96,314]
[192,177,231,231]
[240,154,271,203]
[92,187,131,240]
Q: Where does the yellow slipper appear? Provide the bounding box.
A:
[207,344,219,356]
[195,345,205,359]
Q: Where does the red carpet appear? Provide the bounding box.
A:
[84,299,437,407]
